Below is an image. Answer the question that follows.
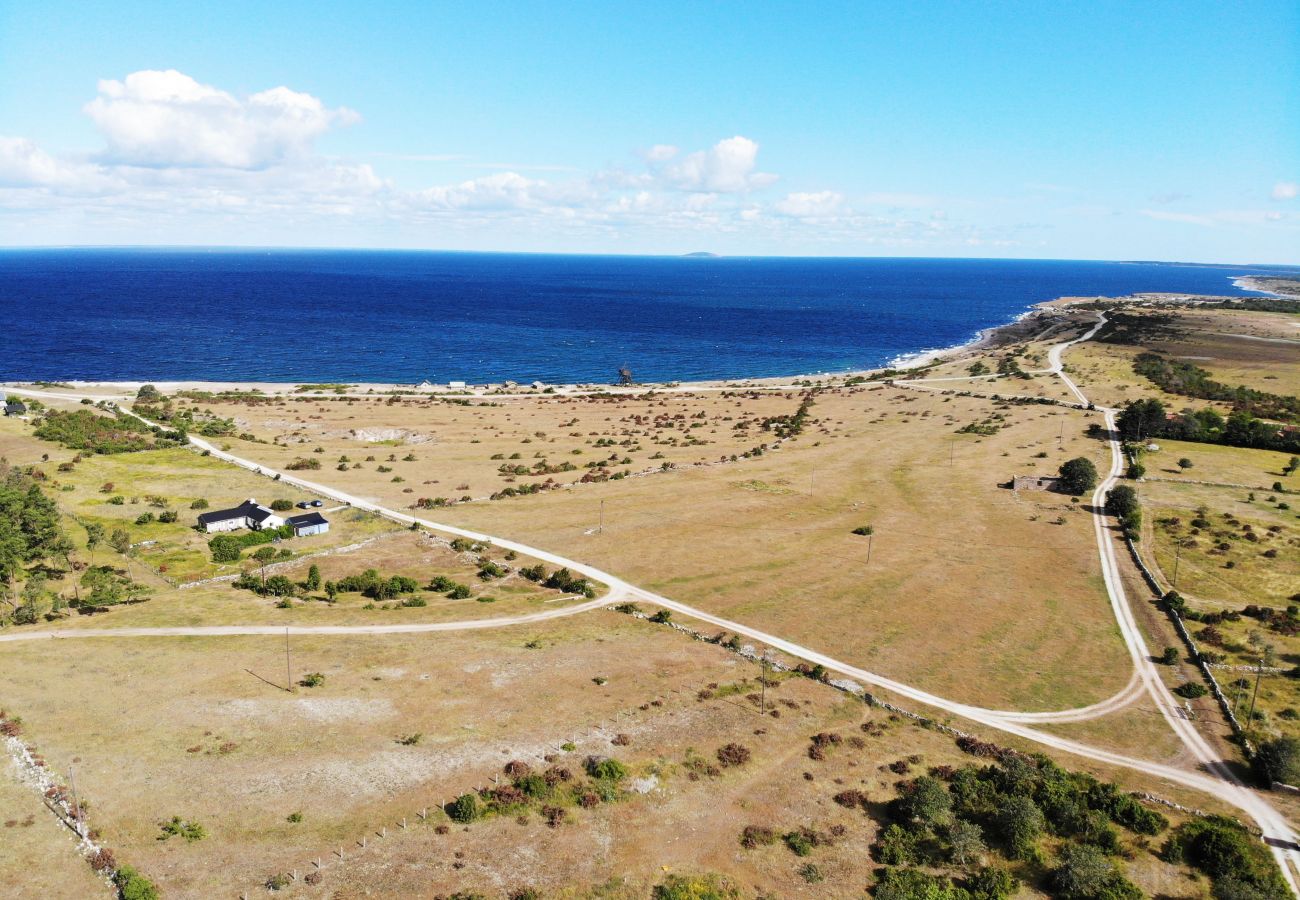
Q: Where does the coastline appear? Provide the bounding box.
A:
[0,288,1260,400]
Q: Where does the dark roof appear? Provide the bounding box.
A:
[197,499,263,525]
[286,512,328,528]
[5,401,26,412]
[247,505,278,524]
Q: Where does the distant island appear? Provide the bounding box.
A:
[681,251,719,258]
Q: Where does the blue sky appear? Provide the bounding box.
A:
[1,0,1296,261]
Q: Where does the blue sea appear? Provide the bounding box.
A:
[0,249,1290,384]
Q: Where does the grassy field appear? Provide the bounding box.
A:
[0,614,1221,899]
[0,765,109,898]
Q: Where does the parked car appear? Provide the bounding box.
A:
[297,501,312,509]
[311,500,323,508]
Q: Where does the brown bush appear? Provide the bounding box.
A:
[504,760,531,778]
[88,848,116,873]
[0,720,22,737]
[888,759,911,774]
[833,789,869,809]
[304,871,322,885]
[611,733,631,746]
[491,785,526,805]
[740,824,777,848]
[543,766,572,785]
[578,792,600,808]
[542,805,566,827]
[716,743,751,768]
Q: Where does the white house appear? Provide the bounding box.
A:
[286,512,330,537]
[197,499,286,534]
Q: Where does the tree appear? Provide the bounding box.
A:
[253,545,277,589]
[136,384,161,401]
[1051,844,1140,900]
[968,362,990,377]
[1106,484,1137,516]
[324,580,338,602]
[995,793,1045,860]
[1115,398,1166,442]
[109,528,132,556]
[84,522,104,565]
[948,819,986,866]
[208,534,242,563]
[1058,457,1098,495]
[1158,647,1179,665]
[306,564,321,591]
[1254,736,1300,787]
[1178,457,1193,470]
[895,775,952,830]
[14,574,47,624]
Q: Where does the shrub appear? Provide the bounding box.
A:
[1158,647,1180,665]
[1163,815,1289,897]
[652,873,740,900]
[270,499,294,511]
[285,457,321,471]
[965,866,1017,900]
[650,609,672,624]
[1051,844,1141,900]
[1173,682,1207,699]
[114,865,159,900]
[1254,736,1300,787]
[872,823,919,865]
[716,743,751,767]
[299,672,325,688]
[157,816,206,842]
[740,824,777,848]
[585,757,628,781]
[190,498,209,509]
[873,867,968,900]
[446,793,478,823]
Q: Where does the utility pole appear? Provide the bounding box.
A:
[598,500,604,535]
[1172,542,1181,587]
[1247,656,1265,733]
[867,532,874,565]
[68,764,81,831]
[285,627,293,693]
[759,650,770,715]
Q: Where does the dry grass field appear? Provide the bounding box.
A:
[0,764,109,898]
[1,614,1223,899]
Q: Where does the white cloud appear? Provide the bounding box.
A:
[643,144,678,162]
[416,171,543,210]
[775,190,844,218]
[657,136,777,193]
[1273,181,1298,201]
[85,70,358,169]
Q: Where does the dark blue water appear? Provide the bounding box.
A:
[0,249,1289,383]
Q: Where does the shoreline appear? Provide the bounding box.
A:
[1,289,1259,400]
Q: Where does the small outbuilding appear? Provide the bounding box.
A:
[1012,475,1061,492]
[286,512,330,537]
[4,400,27,417]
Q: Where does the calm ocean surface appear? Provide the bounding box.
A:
[0,250,1287,384]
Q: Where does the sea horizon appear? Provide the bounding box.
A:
[2,249,1294,385]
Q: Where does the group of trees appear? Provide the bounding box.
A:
[208,524,294,563]
[1117,397,1300,454]
[1104,485,1142,540]
[865,751,1166,900]
[33,408,183,454]
[1,462,146,624]
[131,399,236,438]
[1133,353,1300,423]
